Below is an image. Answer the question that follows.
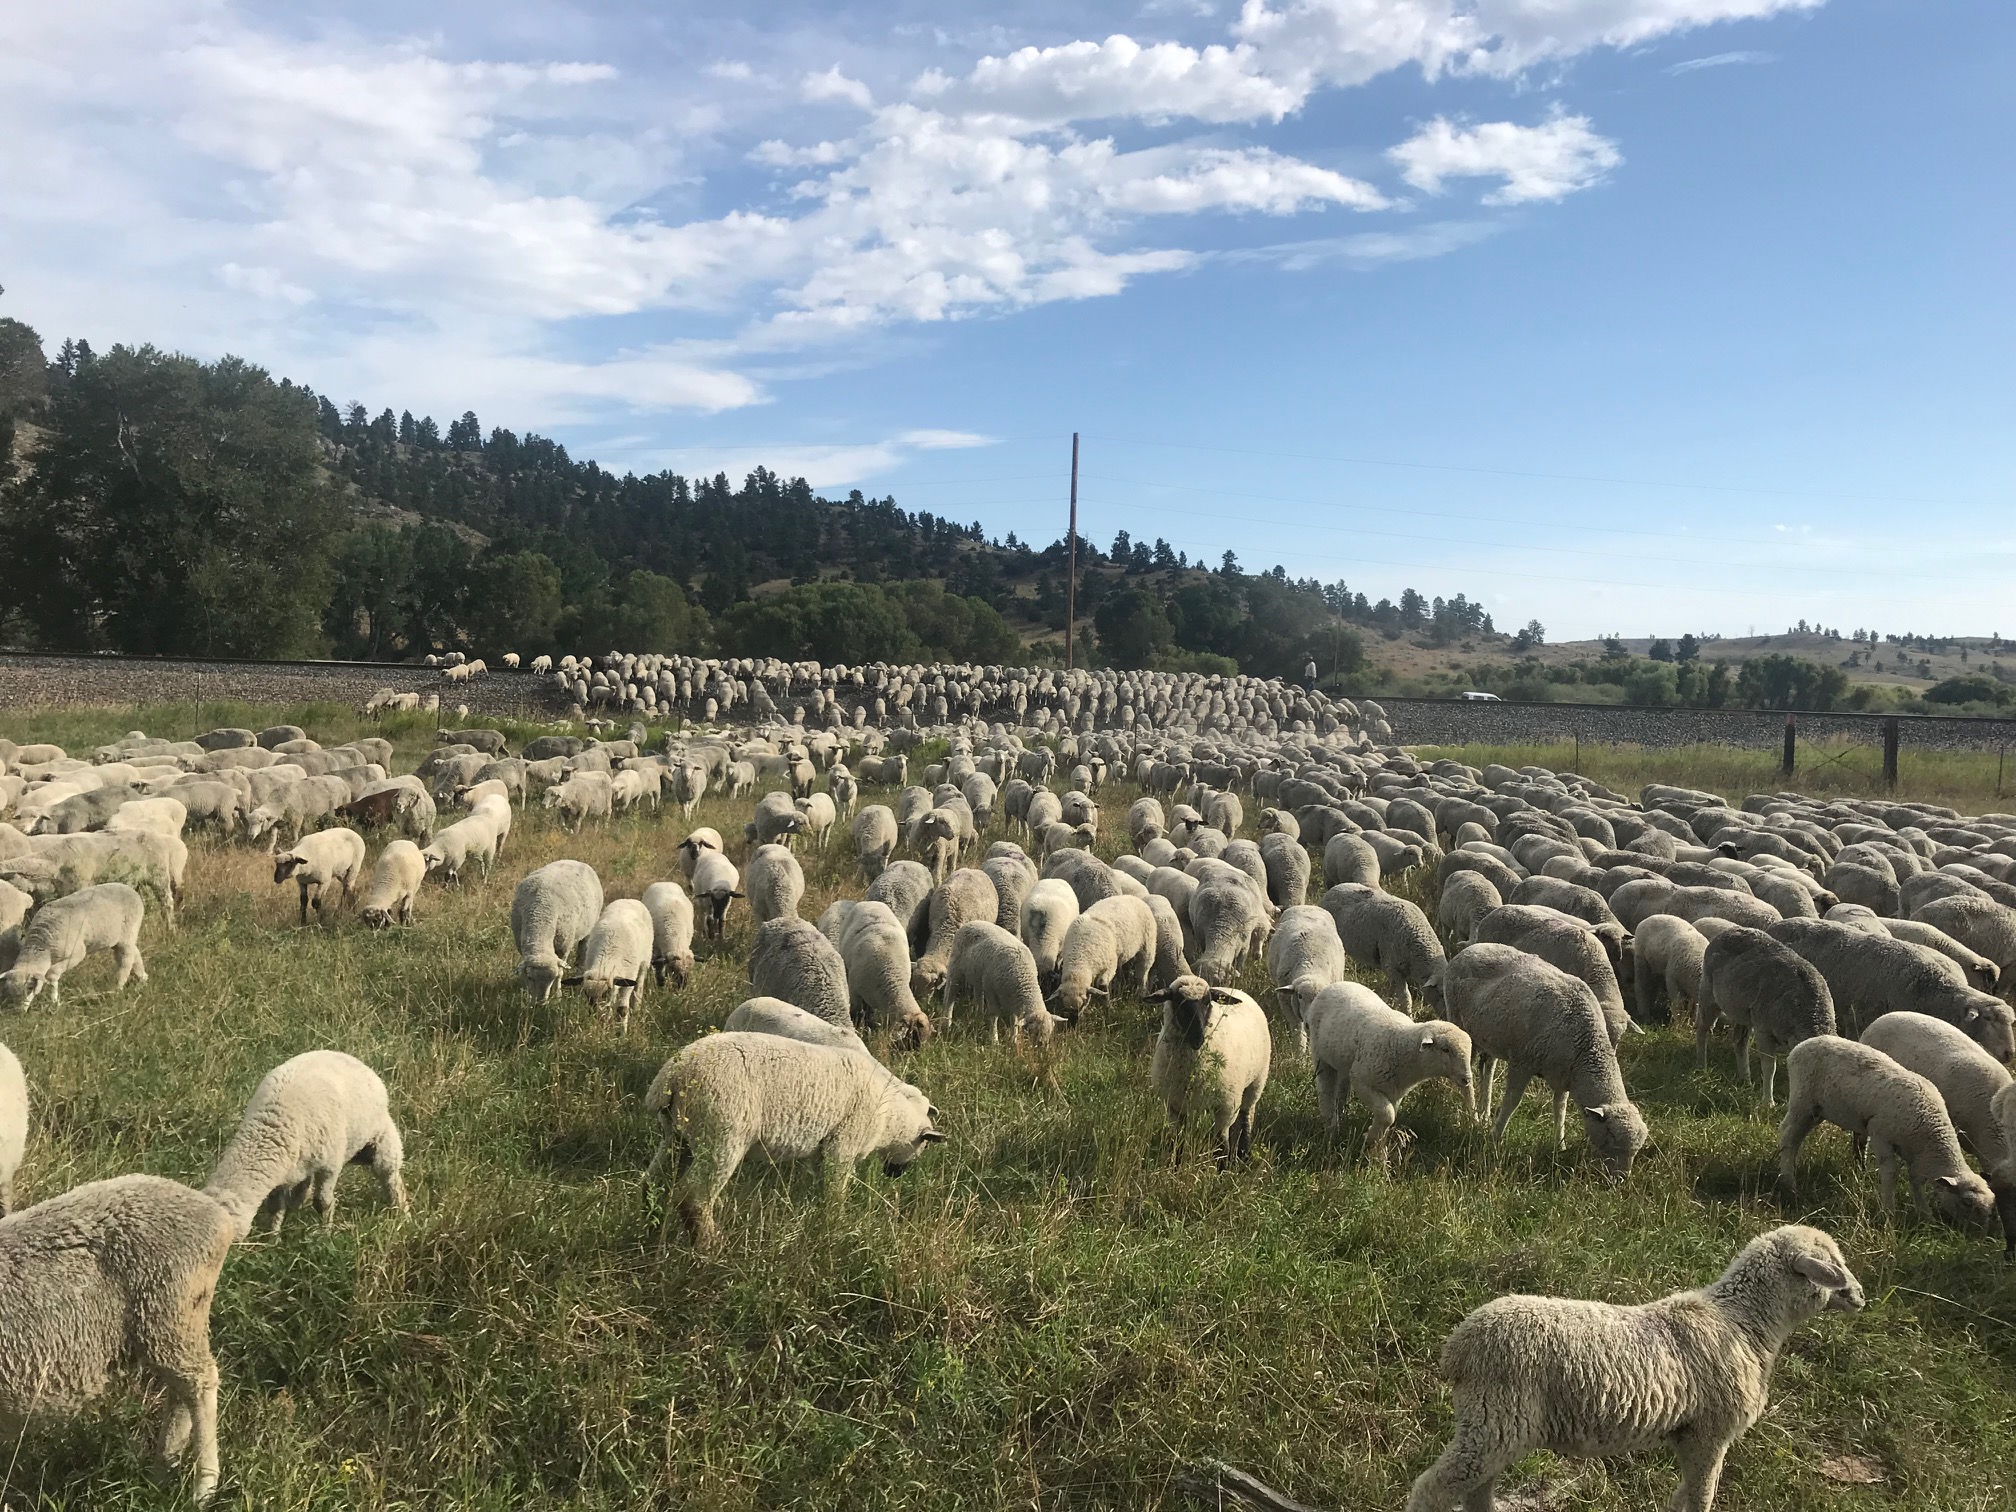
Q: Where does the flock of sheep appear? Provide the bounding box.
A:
[3,655,2015,1508]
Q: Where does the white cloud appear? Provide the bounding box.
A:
[921,35,1301,126]
[218,262,313,305]
[1230,219,1503,269]
[706,60,756,81]
[1390,111,1620,204]
[606,429,998,488]
[803,66,875,110]
[1667,48,1776,72]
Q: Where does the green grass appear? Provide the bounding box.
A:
[3,711,2014,1509]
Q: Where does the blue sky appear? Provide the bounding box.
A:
[3,0,2009,638]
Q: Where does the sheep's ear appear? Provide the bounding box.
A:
[1937,1175,1967,1190]
[1208,987,1243,1004]
[729,890,745,899]
[1792,1252,1848,1289]
[561,976,584,987]
[919,1130,949,1144]
[1050,1005,1080,1025]
[613,977,639,989]
[1583,1105,1608,1121]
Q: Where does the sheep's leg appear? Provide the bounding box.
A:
[1693,1000,1716,1069]
[1490,1068,1533,1141]
[1776,1102,1822,1192]
[1473,1056,1496,1125]
[114,941,146,988]
[1759,1053,1778,1107]
[677,1139,745,1252]
[1669,1429,1729,1512]
[1871,1138,1907,1217]
[1363,1093,1399,1169]
[159,1357,220,1503]
[297,881,311,927]
[1552,1090,1571,1152]
[312,1167,340,1225]
[1404,1411,1517,1512]
[369,1124,409,1211]
[1735,1029,1753,1088]
[1314,1064,1343,1131]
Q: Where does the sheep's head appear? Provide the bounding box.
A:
[361,905,395,930]
[518,953,566,1002]
[1580,1100,1650,1180]
[272,854,307,885]
[878,1082,948,1176]
[1419,1022,1475,1112]
[0,964,47,1006]
[1144,975,1242,1050]
[653,949,694,988]
[1932,1168,2000,1232]
[910,958,948,1002]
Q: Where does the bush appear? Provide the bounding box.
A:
[1925,675,2013,708]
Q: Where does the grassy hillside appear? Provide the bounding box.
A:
[2,708,2013,1509]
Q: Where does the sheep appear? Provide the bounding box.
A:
[641,881,696,987]
[565,899,655,1032]
[1258,830,1310,911]
[851,804,899,881]
[271,828,368,926]
[865,858,934,941]
[1777,1035,1998,1228]
[1188,873,1270,985]
[690,850,743,943]
[1435,869,1502,948]
[909,868,1000,1001]
[744,843,806,924]
[1620,914,1707,1029]
[1879,917,2000,992]
[338,777,435,842]
[751,790,808,849]
[833,901,934,1047]
[827,763,860,818]
[103,795,187,840]
[1470,904,1632,1045]
[1264,904,1349,1048]
[0,1042,22,1215]
[1050,895,1158,1016]
[677,827,724,880]
[0,882,147,1007]
[204,1050,408,1238]
[1323,831,1382,890]
[749,916,852,1028]
[1768,918,2013,1059]
[983,846,1040,935]
[1911,893,2016,976]
[1019,877,1081,989]
[944,921,1071,1044]
[1862,1011,2016,1236]
[1320,884,1447,1012]
[1128,796,1166,846]
[1305,981,1473,1163]
[722,996,869,1055]
[1403,1223,1864,1512]
[0,1174,238,1502]
[0,876,33,972]
[643,1033,945,1248]
[358,839,426,929]
[511,859,604,1001]
[1695,927,1837,1102]
[1145,893,1193,989]
[419,809,501,885]
[163,779,241,835]
[544,770,614,831]
[1442,944,1649,1178]
[1148,976,1270,1168]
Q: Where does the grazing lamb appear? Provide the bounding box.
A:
[721,996,869,1055]
[1862,1010,2016,1204]
[1624,913,1709,1027]
[1148,976,1271,1168]
[1145,893,1193,990]
[273,828,368,925]
[0,882,147,1007]
[1879,918,2000,993]
[1768,918,2013,1059]
[1305,981,1473,1164]
[0,1175,238,1502]
[641,881,696,987]
[566,898,655,1032]
[1443,944,1649,1178]
[358,839,426,928]
[944,920,1072,1044]
[909,868,999,1001]
[511,860,604,1001]
[643,1032,945,1249]
[543,770,614,831]
[1187,873,1270,985]
[1019,877,1081,989]
[1258,830,1311,911]
[1050,895,1157,1016]
[1695,927,1837,1102]
[751,791,807,849]
[865,859,934,941]
[1320,884,1447,1012]
[744,843,806,924]
[1470,904,1632,1045]
[749,916,853,1028]
[690,850,743,942]
[833,900,934,1047]
[419,808,501,885]
[983,847,1039,935]
[1435,870,1502,949]
[1777,1035,1998,1228]
[1404,1224,1864,1512]
[851,805,899,880]
[204,1050,408,1238]
[1264,904,1349,1048]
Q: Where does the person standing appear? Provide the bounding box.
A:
[1303,656,1318,691]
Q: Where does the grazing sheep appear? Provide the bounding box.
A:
[1323,831,1382,890]
[0,1042,22,1215]
[1320,884,1447,1012]
[749,916,853,1028]
[851,805,899,881]
[1862,1011,2016,1217]
[910,868,999,1001]
[1695,927,1837,1102]
[1258,830,1310,911]
[1128,797,1166,846]
[1879,918,2000,993]
[1435,870,1502,949]
[944,921,1071,1044]
[690,851,743,942]
[641,881,696,987]
[419,810,501,885]
[833,901,934,1047]
[722,996,869,1055]
[103,796,187,840]
[1624,913,1709,1027]
[0,882,148,1007]
[0,1174,238,1502]
[744,843,807,925]
[204,1050,408,1238]
[1305,981,1473,1163]
[543,770,614,831]
[1768,918,2013,1059]
[1148,976,1271,1167]
[1188,873,1270,985]
[565,898,655,1032]
[643,1032,945,1249]
[1777,1035,1998,1228]
[677,827,725,880]
[511,860,604,1001]
[0,876,28,971]
[1911,893,2016,976]
[1019,877,1081,989]
[827,763,860,818]
[1403,1224,1864,1512]
[358,839,426,928]
[1264,905,1349,1048]
[273,828,368,925]
[1145,893,1193,990]
[751,791,808,849]
[1442,944,1649,1178]
[1050,895,1158,1016]
[1470,904,1632,1045]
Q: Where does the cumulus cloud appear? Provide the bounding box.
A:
[803,66,875,110]
[1389,111,1621,204]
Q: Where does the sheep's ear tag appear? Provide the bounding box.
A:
[1584,1106,1608,1121]
[1937,1175,1965,1189]
[1793,1254,1848,1288]
[1965,1008,1981,1023]
[1421,1034,1437,1049]
[1143,989,1169,1004]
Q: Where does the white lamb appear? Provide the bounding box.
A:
[641,881,696,987]
[1862,1010,2016,1244]
[643,1032,946,1249]
[722,996,870,1055]
[566,898,655,1032]
[1305,981,1473,1165]
[0,1175,238,1502]
[273,828,368,925]
[511,859,605,1001]
[1019,877,1081,989]
[944,920,1071,1045]
[690,849,743,942]
[1264,904,1349,1051]
[104,795,187,840]
[358,839,426,928]
[204,1049,408,1238]
[0,882,147,1007]
[1404,1224,1864,1512]
[1148,975,1271,1167]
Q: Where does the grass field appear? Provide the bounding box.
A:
[3,705,2014,1510]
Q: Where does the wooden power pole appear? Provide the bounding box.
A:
[1064,432,1079,671]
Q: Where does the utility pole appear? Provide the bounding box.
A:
[1064,431,1079,671]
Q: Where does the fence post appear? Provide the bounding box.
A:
[1781,715,1796,778]
[1882,717,1899,790]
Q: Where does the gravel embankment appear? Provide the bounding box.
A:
[0,654,567,720]
[1379,697,2016,754]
